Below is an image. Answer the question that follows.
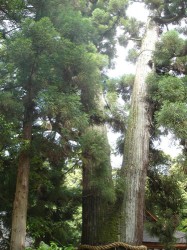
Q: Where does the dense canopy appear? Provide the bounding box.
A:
[0,0,187,250]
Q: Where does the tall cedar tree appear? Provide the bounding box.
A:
[119,0,187,244]
[0,1,107,247]
[77,0,128,244]
[120,18,159,244]
[0,1,114,248]
[2,0,187,247]
[2,14,100,250]
[8,18,63,250]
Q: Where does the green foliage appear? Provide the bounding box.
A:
[0,114,19,228]
[147,173,183,212]
[6,17,60,77]
[154,30,185,66]
[119,17,143,47]
[0,85,23,120]
[117,74,134,101]
[55,8,95,44]
[0,0,26,23]
[37,89,89,134]
[157,76,185,102]
[148,73,187,136]
[170,160,187,233]
[146,171,184,249]
[108,0,128,14]
[146,211,178,249]
[144,0,163,10]
[147,73,161,100]
[81,128,116,203]
[26,153,82,246]
[0,0,132,247]
[26,241,74,250]
[103,76,130,134]
[155,101,187,137]
[22,17,59,52]
[87,0,128,61]
[147,70,187,139]
[144,0,186,23]
[0,1,112,247]
[0,115,17,149]
[92,8,110,27]
[148,148,172,174]
[126,48,139,63]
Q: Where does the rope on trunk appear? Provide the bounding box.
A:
[78,242,147,250]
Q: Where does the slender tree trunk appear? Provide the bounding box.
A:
[120,18,158,245]
[10,92,33,250]
[10,146,30,250]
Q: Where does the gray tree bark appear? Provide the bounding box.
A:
[120,18,158,245]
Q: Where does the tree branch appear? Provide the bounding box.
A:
[153,14,185,24]
[152,2,186,24]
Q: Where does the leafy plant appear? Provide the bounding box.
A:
[26,241,75,250]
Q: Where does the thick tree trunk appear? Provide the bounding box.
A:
[82,139,103,245]
[120,19,158,245]
[81,124,116,245]
[10,98,33,250]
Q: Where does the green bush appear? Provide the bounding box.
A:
[26,241,75,250]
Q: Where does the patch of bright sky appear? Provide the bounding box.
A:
[107,2,182,168]
[107,2,149,78]
[154,134,182,158]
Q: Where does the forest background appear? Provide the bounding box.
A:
[0,0,187,250]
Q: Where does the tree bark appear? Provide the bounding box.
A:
[10,148,30,250]
[10,92,33,250]
[120,18,158,245]
[81,124,116,245]
[81,90,117,244]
